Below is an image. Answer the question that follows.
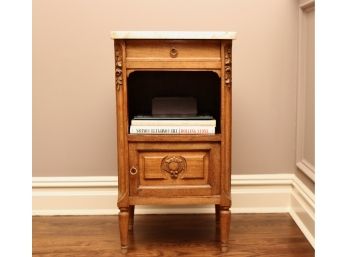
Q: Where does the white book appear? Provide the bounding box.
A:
[131,119,216,126]
[130,125,215,134]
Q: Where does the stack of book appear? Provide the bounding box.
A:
[129,115,216,134]
[129,97,216,135]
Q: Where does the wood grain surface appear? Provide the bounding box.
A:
[32,213,314,257]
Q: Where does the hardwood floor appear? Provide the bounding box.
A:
[32,213,314,257]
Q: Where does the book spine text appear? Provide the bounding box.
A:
[129,126,215,134]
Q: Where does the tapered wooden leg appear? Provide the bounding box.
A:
[215,204,220,224]
[119,207,129,254]
[128,205,135,230]
[220,206,231,252]
[215,205,220,242]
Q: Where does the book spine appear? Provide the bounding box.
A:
[129,126,215,134]
[131,120,216,126]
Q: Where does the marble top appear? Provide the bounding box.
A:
[110,31,236,40]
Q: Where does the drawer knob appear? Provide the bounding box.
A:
[169,47,178,58]
[129,166,138,175]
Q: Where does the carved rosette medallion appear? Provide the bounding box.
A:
[224,44,232,87]
[115,43,123,91]
[161,155,187,179]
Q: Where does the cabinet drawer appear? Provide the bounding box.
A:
[128,142,220,197]
[125,40,221,69]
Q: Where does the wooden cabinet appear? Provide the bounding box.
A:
[111,31,236,254]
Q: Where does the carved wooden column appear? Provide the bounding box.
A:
[114,40,130,253]
[220,41,232,252]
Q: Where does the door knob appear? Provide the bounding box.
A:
[129,166,138,175]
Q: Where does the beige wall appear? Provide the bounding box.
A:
[33,0,300,177]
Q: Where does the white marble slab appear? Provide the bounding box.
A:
[110,31,236,40]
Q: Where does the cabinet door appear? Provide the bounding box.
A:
[128,142,220,197]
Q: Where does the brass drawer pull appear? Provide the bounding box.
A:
[129,166,138,175]
[169,47,178,58]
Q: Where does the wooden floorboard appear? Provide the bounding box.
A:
[32,213,314,257]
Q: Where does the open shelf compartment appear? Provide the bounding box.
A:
[127,71,221,134]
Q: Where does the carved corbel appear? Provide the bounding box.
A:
[114,42,123,91]
[224,44,232,88]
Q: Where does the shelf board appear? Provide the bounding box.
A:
[127,134,222,142]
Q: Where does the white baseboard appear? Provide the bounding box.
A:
[33,176,118,215]
[32,174,292,215]
[289,176,315,247]
[231,174,292,213]
[32,173,314,247]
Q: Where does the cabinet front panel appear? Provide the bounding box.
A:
[141,151,207,182]
[129,143,220,197]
